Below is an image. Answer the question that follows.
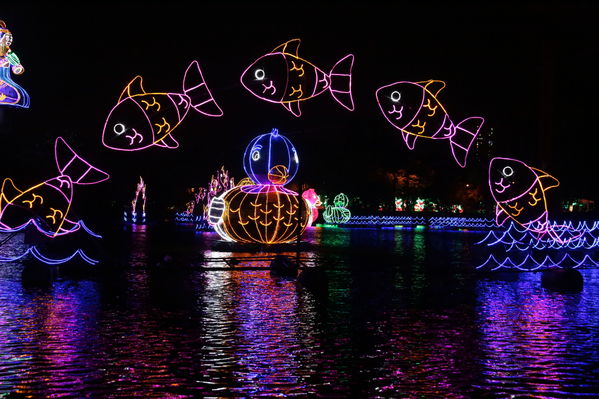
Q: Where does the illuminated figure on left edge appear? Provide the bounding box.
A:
[375,80,484,167]
[102,60,223,151]
[240,39,354,117]
[0,20,29,108]
[488,157,579,243]
[208,128,310,244]
[0,137,110,237]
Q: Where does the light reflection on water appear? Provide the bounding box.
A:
[0,226,598,397]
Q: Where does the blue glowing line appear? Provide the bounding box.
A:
[0,246,99,265]
[0,219,103,238]
[476,253,599,271]
[78,221,102,238]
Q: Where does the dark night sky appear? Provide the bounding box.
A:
[1,1,598,222]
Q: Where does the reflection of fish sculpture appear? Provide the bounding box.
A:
[488,157,578,243]
[375,80,484,167]
[102,60,223,151]
[240,39,354,117]
[0,137,109,237]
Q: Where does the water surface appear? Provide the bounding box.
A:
[1,226,598,398]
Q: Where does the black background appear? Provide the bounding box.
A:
[1,1,597,224]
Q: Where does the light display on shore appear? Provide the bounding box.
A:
[102,60,223,151]
[375,80,484,167]
[323,193,351,224]
[208,128,310,244]
[488,157,579,243]
[414,198,425,212]
[0,20,29,108]
[302,188,321,226]
[240,39,354,117]
[124,176,147,223]
[395,197,404,211]
[0,137,110,237]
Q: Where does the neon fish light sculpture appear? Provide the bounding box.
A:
[209,128,310,244]
[375,80,484,167]
[240,39,354,117]
[102,60,223,151]
[0,137,110,237]
[0,20,29,108]
[488,157,579,243]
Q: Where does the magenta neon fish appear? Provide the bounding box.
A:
[375,80,484,167]
[488,157,579,243]
[102,60,223,151]
[0,137,109,237]
[240,39,354,117]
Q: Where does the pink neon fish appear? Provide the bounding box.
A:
[375,80,484,167]
[102,60,223,151]
[240,39,354,117]
[0,137,109,237]
[488,157,579,243]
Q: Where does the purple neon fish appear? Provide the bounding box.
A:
[376,80,484,167]
[102,61,223,151]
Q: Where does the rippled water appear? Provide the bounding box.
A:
[1,225,598,398]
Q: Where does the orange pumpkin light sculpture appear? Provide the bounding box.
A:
[209,128,310,244]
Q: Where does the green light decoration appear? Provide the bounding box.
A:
[414,198,425,212]
[5,50,19,66]
[323,193,351,224]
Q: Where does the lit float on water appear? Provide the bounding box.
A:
[209,128,310,244]
[323,193,351,224]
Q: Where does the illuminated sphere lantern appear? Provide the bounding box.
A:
[323,193,351,224]
[210,128,310,244]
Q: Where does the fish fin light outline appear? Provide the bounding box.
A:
[328,54,354,111]
[0,177,23,207]
[418,80,446,98]
[118,75,145,102]
[282,101,302,117]
[183,60,223,117]
[402,131,418,150]
[531,167,560,191]
[55,137,110,185]
[272,38,301,56]
[154,133,179,149]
